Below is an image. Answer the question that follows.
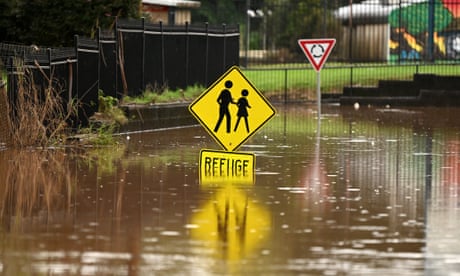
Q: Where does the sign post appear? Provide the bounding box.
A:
[189,66,276,184]
[298,39,336,118]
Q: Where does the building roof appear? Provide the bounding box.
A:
[142,0,201,8]
[334,0,426,21]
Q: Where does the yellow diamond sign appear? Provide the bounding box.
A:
[189,66,276,152]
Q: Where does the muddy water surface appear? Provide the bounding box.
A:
[0,104,459,275]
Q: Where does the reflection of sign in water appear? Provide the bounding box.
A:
[190,185,271,262]
[200,149,254,185]
[189,66,276,152]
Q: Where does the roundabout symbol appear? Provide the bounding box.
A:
[310,44,325,58]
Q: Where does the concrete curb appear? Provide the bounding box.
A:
[119,102,197,132]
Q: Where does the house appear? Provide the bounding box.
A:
[142,0,201,25]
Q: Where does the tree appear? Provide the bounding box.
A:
[195,0,340,57]
[0,0,140,47]
[0,0,22,43]
[268,0,324,50]
[192,0,245,25]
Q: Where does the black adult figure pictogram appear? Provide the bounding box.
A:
[234,89,251,133]
[214,80,235,133]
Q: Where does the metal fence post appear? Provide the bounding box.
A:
[48,48,52,84]
[427,0,435,62]
[205,22,209,86]
[185,22,190,87]
[160,21,166,85]
[223,23,227,72]
[284,68,288,104]
[7,57,17,115]
[350,65,353,96]
[96,28,101,96]
[114,18,119,96]
[142,17,146,92]
[74,35,79,102]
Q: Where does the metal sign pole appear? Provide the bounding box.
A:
[316,71,321,119]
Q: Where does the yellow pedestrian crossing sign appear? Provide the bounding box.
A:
[189,66,276,152]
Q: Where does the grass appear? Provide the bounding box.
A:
[122,84,205,105]
[243,63,460,97]
[116,63,460,104]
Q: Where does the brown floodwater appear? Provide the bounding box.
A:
[0,104,459,275]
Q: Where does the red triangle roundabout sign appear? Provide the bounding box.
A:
[298,39,336,72]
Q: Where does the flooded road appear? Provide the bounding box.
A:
[0,104,459,275]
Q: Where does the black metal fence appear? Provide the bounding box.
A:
[3,0,460,117]
[106,19,239,97]
[1,18,240,126]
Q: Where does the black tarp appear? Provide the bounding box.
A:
[2,18,240,126]
[99,30,118,99]
[76,36,99,126]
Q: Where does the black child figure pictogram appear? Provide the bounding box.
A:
[214,80,235,133]
[234,89,251,133]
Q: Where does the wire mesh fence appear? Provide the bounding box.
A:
[243,0,460,64]
[240,0,460,102]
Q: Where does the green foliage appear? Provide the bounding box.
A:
[192,0,245,24]
[78,123,118,146]
[196,0,340,57]
[79,90,126,146]
[74,90,127,147]
[0,0,140,46]
[92,124,117,146]
[122,84,205,105]
[97,90,128,125]
[0,1,17,41]
[272,0,327,50]
[98,91,118,113]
